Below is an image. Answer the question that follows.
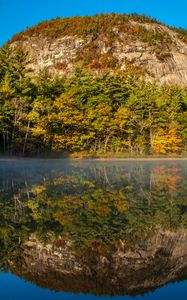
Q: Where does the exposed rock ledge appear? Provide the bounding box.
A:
[12,21,187,86]
[12,229,187,296]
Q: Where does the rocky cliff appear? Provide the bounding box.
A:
[12,229,187,296]
[10,14,187,86]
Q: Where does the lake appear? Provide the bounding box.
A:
[0,159,186,299]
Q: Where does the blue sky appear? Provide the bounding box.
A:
[0,0,187,46]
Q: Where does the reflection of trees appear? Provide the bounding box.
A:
[0,162,186,270]
[150,166,181,192]
[0,198,30,272]
[0,162,187,295]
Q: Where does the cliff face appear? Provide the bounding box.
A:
[10,15,187,85]
[13,229,187,296]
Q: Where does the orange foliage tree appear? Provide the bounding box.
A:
[152,123,182,154]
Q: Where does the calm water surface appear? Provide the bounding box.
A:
[0,159,186,299]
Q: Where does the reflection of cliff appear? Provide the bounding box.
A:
[13,230,187,296]
[0,161,187,296]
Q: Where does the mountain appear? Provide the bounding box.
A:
[10,14,187,85]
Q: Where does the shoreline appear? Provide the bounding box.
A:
[1,156,187,161]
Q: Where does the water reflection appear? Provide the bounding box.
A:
[0,159,186,297]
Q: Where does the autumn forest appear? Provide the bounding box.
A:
[0,44,187,156]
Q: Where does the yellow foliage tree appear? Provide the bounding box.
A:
[152,124,182,154]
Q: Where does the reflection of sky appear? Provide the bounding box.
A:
[0,272,186,300]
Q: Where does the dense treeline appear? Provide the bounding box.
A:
[0,45,187,156]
